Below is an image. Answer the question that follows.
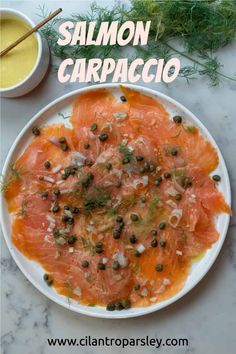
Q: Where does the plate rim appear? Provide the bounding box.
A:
[0,83,231,319]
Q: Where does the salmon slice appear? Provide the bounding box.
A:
[4,87,230,309]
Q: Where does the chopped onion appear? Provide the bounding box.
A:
[166,199,178,208]
[133,176,148,189]
[169,208,183,228]
[56,180,64,185]
[102,257,108,264]
[48,137,60,147]
[86,224,97,234]
[173,180,185,193]
[60,189,73,195]
[73,287,81,297]
[64,209,73,218]
[150,297,157,302]
[51,164,62,173]
[112,168,122,178]
[69,247,74,253]
[113,111,127,121]
[46,215,56,223]
[140,287,148,297]
[166,186,178,197]
[156,285,165,294]
[163,278,171,286]
[113,252,128,268]
[43,176,55,183]
[136,244,145,254]
[88,131,96,139]
[113,195,122,208]
[71,151,86,166]
[101,121,113,132]
[176,250,183,256]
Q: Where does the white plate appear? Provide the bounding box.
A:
[0,84,231,319]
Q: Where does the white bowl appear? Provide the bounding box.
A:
[0,8,50,98]
[0,84,231,318]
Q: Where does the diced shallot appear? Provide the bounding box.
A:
[73,287,81,297]
[113,252,128,268]
[133,176,148,189]
[48,137,61,147]
[166,186,179,197]
[140,287,148,297]
[46,215,56,223]
[71,151,86,166]
[176,250,183,256]
[43,176,55,183]
[86,224,97,234]
[168,209,183,228]
[102,257,108,264]
[136,244,145,254]
[51,164,62,173]
[166,199,178,209]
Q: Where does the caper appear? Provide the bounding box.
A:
[84,143,90,149]
[173,115,182,124]
[130,213,139,222]
[213,174,221,182]
[171,147,178,156]
[68,235,77,244]
[53,229,60,237]
[32,126,40,136]
[105,162,112,170]
[71,207,79,214]
[182,176,192,188]
[43,273,49,281]
[164,172,171,179]
[149,164,155,172]
[159,222,166,230]
[82,260,89,268]
[112,261,120,270]
[134,284,140,291]
[155,176,162,186]
[46,278,53,286]
[98,263,106,270]
[120,96,127,102]
[129,234,137,244]
[44,161,51,169]
[99,133,108,142]
[116,215,123,223]
[151,229,157,236]
[53,189,60,196]
[52,204,60,213]
[140,196,146,203]
[61,143,68,151]
[67,217,74,225]
[143,162,150,171]
[59,137,66,143]
[155,263,164,272]
[113,229,121,239]
[115,180,122,188]
[106,303,116,311]
[64,205,70,210]
[40,191,48,199]
[136,155,144,162]
[151,239,158,248]
[175,193,182,201]
[160,240,167,248]
[134,250,141,257]
[120,299,131,309]
[122,157,130,164]
[90,123,98,131]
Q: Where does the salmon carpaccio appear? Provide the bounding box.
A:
[5,87,231,310]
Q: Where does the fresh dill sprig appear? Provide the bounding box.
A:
[38,0,236,85]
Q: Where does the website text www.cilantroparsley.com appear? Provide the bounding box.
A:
[47,335,189,349]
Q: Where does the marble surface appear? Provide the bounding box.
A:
[1,1,236,354]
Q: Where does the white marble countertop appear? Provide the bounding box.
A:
[1,1,236,354]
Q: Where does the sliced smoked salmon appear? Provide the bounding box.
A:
[4,87,230,310]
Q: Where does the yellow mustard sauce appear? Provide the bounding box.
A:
[0,18,38,88]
